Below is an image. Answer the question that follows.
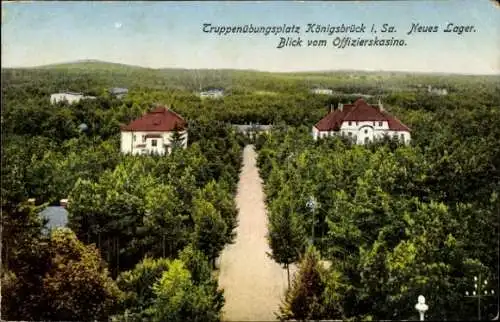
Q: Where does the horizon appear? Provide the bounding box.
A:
[2,1,499,75]
[4,59,499,76]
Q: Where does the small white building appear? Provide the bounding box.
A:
[120,106,188,155]
[233,124,273,140]
[310,88,334,95]
[312,98,411,144]
[427,85,448,96]
[200,89,224,99]
[109,87,129,99]
[50,92,96,105]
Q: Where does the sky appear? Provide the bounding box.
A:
[2,1,499,74]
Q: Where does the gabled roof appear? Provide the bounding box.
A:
[121,106,187,132]
[314,98,410,132]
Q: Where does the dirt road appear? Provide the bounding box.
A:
[218,145,289,321]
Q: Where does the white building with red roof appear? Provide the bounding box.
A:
[120,106,188,155]
[312,98,411,144]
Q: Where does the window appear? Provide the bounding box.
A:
[133,135,136,142]
[152,139,157,147]
[348,121,352,126]
[373,121,376,126]
[142,135,146,142]
[364,137,369,144]
[378,121,383,127]
[400,134,405,141]
[365,129,368,134]
[348,132,352,136]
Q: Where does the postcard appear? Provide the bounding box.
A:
[1,1,499,322]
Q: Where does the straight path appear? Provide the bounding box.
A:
[218,145,289,321]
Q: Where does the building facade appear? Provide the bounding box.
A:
[200,89,224,99]
[120,106,188,155]
[233,124,273,140]
[109,87,129,99]
[50,92,96,104]
[312,98,411,144]
[310,88,334,95]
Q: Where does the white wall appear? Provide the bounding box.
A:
[385,130,411,144]
[313,123,411,145]
[121,132,133,154]
[120,130,188,155]
[311,89,333,95]
[200,92,223,99]
[312,127,320,140]
[50,93,84,104]
[340,120,389,131]
[50,93,96,105]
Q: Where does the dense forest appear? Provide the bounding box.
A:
[1,61,499,321]
[256,79,500,320]
[1,63,245,321]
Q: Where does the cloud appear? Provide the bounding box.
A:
[114,22,122,29]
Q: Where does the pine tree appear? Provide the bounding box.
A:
[266,186,307,288]
[170,124,185,151]
[191,199,228,267]
[278,246,328,321]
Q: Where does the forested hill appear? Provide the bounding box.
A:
[2,60,498,94]
[3,60,498,128]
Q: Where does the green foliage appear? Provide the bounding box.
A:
[196,180,239,245]
[2,228,121,321]
[257,90,500,320]
[191,198,228,265]
[115,257,171,320]
[2,63,499,320]
[113,253,224,322]
[279,246,339,321]
[0,202,46,269]
[170,124,186,150]
[66,124,241,274]
[267,185,308,285]
[148,260,222,322]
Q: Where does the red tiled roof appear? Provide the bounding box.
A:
[314,99,410,132]
[383,113,411,132]
[121,106,187,132]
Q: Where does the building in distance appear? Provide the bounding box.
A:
[199,88,224,99]
[310,87,334,95]
[312,98,411,144]
[50,91,96,104]
[120,106,188,155]
[109,87,129,99]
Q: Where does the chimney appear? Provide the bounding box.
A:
[338,102,343,111]
[378,99,384,112]
[60,198,69,208]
